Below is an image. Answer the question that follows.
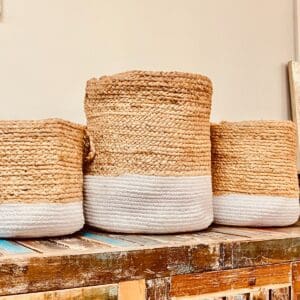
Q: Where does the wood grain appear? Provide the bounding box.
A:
[0,284,118,300]
[220,238,300,269]
[49,235,111,251]
[226,295,250,300]
[0,226,297,296]
[212,226,290,240]
[251,288,268,300]
[146,277,170,300]
[0,240,34,255]
[0,244,218,296]
[119,280,145,300]
[270,286,290,300]
[17,240,68,253]
[288,60,300,172]
[171,263,291,297]
[293,262,300,299]
[82,231,137,247]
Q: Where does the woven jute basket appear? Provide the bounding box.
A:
[84,70,214,233]
[0,119,85,237]
[211,121,300,227]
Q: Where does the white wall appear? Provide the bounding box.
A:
[0,0,296,123]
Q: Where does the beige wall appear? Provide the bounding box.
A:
[0,0,296,123]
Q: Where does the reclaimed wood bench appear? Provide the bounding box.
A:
[1,223,300,299]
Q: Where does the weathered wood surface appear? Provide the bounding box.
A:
[227,295,250,300]
[172,285,292,299]
[0,224,298,296]
[270,287,290,300]
[0,284,118,299]
[0,244,219,296]
[170,263,291,297]
[146,277,170,300]
[252,288,268,300]
[293,262,300,299]
[119,279,145,300]
[0,240,33,255]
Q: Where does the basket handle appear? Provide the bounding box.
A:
[84,128,96,163]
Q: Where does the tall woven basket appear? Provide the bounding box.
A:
[84,70,213,233]
[211,121,300,227]
[0,119,85,237]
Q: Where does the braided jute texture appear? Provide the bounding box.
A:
[0,119,85,204]
[84,70,213,176]
[211,121,299,198]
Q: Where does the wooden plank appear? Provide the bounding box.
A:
[174,289,267,300]
[270,286,290,299]
[143,227,246,246]
[0,240,33,255]
[50,236,111,251]
[227,295,250,300]
[146,277,170,300]
[190,232,251,242]
[195,230,249,239]
[288,60,300,172]
[251,288,268,300]
[293,262,300,300]
[0,228,299,296]
[212,226,289,240]
[82,231,137,247]
[119,279,145,300]
[173,291,252,300]
[170,263,291,297]
[89,229,247,248]
[108,234,164,247]
[0,284,118,299]
[220,237,300,269]
[17,240,68,253]
[174,295,225,299]
[0,243,219,296]
[143,234,203,245]
[146,230,247,247]
[267,225,300,236]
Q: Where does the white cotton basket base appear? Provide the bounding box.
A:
[0,202,84,238]
[213,193,300,227]
[84,174,213,234]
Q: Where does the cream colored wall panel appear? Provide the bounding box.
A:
[0,0,295,122]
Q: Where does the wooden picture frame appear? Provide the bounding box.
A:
[288,61,300,172]
[288,0,300,173]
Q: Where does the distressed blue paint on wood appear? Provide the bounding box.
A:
[82,232,136,247]
[0,239,33,254]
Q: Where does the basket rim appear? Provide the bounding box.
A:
[211,120,295,128]
[0,118,85,130]
[87,70,212,84]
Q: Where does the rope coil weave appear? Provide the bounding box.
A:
[84,70,214,233]
[0,119,85,237]
[211,121,300,226]
[85,70,212,176]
